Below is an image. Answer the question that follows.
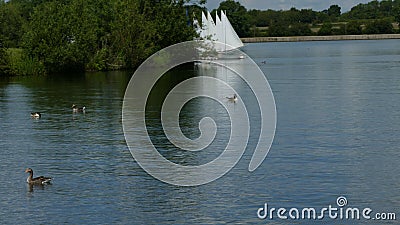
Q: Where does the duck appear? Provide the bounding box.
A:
[25,168,52,185]
[226,94,238,102]
[30,112,41,119]
[72,104,86,113]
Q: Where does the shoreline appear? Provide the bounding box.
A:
[241,34,400,43]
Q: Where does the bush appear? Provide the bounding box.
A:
[364,19,394,34]
[318,23,333,35]
[0,39,10,75]
[289,23,312,36]
[346,21,362,34]
[0,40,6,65]
[268,22,290,36]
[6,48,45,75]
[86,48,109,71]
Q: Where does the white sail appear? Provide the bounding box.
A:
[207,11,217,41]
[195,10,243,52]
[200,11,208,40]
[221,10,244,51]
[215,11,222,26]
[215,12,224,51]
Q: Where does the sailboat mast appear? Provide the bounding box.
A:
[224,11,227,53]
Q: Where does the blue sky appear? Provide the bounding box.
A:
[206,0,373,12]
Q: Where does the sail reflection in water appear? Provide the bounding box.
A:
[122,41,276,186]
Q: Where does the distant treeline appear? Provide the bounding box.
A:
[0,0,205,75]
[211,0,400,37]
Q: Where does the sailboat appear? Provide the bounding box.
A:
[194,10,244,54]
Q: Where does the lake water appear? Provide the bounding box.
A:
[0,39,399,224]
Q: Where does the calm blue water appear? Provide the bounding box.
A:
[0,40,399,224]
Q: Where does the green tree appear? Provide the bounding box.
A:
[0,0,26,47]
[251,9,282,27]
[394,3,400,23]
[327,5,341,17]
[379,0,393,16]
[268,21,289,37]
[108,0,197,69]
[23,0,100,72]
[21,0,203,73]
[364,19,394,34]
[216,0,250,37]
[0,38,7,70]
[284,7,301,24]
[318,23,333,35]
[289,23,312,36]
[315,11,330,23]
[346,21,362,34]
[344,1,381,19]
[299,9,317,23]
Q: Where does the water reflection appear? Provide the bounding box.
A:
[26,183,51,193]
[0,40,399,224]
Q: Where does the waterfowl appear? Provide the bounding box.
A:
[72,104,85,113]
[30,112,41,119]
[226,94,238,102]
[25,168,52,185]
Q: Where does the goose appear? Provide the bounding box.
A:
[30,112,41,119]
[226,94,238,102]
[72,104,85,113]
[25,168,52,185]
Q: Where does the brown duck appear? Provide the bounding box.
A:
[25,168,52,185]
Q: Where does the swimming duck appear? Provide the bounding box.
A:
[226,94,238,102]
[72,104,86,113]
[30,112,41,119]
[25,168,52,185]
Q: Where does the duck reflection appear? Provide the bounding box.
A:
[27,183,47,193]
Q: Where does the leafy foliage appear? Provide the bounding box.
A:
[289,23,312,36]
[346,21,363,34]
[0,0,204,74]
[23,0,100,72]
[327,5,342,17]
[0,0,25,48]
[0,38,7,74]
[1,0,399,75]
[244,0,399,37]
[364,19,394,33]
[318,23,333,35]
[214,0,250,37]
[342,0,400,19]
[394,4,400,23]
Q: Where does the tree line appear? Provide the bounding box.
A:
[213,0,400,37]
[0,0,205,75]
